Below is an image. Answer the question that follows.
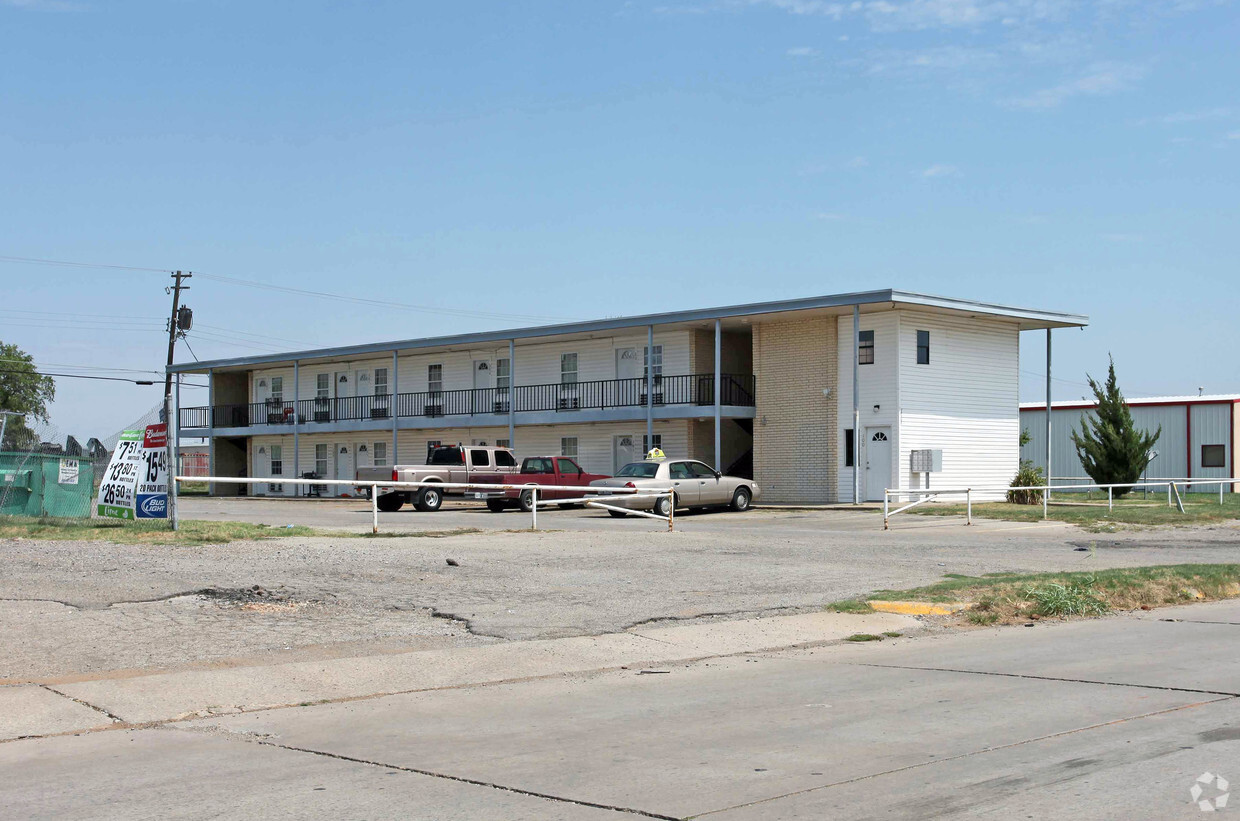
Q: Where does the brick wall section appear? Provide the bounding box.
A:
[753,316,838,503]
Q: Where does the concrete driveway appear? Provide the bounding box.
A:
[3,600,1237,819]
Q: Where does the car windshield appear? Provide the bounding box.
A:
[615,462,660,479]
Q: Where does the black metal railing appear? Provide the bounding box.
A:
[180,373,756,429]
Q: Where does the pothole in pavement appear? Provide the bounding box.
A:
[198,585,307,613]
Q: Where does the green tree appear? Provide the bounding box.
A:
[1070,356,1159,497]
[0,341,56,451]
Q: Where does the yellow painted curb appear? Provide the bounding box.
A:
[866,600,972,616]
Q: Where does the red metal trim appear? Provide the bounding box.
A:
[1023,398,1236,412]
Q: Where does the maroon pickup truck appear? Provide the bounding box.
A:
[487,456,611,513]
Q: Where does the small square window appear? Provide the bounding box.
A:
[858,330,874,365]
[916,330,930,365]
[561,436,578,457]
[1202,444,1226,469]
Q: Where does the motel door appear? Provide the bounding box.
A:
[334,444,352,495]
[615,348,641,406]
[865,427,892,502]
[473,360,493,414]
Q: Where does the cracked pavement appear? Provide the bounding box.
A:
[4,504,1240,681]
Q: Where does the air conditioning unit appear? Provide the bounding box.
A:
[493,400,510,414]
[371,407,390,419]
[558,397,580,410]
[425,404,444,417]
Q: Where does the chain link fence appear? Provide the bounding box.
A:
[1,402,165,519]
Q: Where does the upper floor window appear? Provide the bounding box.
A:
[316,373,330,399]
[428,364,443,395]
[374,367,388,396]
[644,345,663,380]
[496,358,511,391]
[916,330,930,365]
[561,353,578,385]
[858,330,875,365]
[270,377,283,401]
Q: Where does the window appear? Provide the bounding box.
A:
[916,330,930,365]
[270,377,283,402]
[315,444,328,477]
[616,462,660,478]
[425,440,442,461]
[496,438,511,450]
[374,367,388,396]
[428,364,443,395]
[643,434,662,453]
[373,442,387,467]
[494,450,516,467]
[429,445,464,465]
[561,353,578,385]
[845,429,855,467]
[525,457,554,474]
[669,462,693,480]
[561,436,578,457]
[470,449,489,467]
[316,373,330,399]
[858,330,874,365]
[1202,445,1227,468]
[496,358,511,391]
[644,345,663,380]
[557,457,581,475]
[689,462,717,478]
[270,445,283,476]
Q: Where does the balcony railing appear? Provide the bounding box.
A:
[180,373,755,430]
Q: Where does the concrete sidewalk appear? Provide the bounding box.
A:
[4,601,1239,819]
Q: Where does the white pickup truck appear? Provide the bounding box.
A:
[355,445,517,512]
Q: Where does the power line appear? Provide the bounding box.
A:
[0,358,164,374]
[0,367,157,385]
[0,254,170,273]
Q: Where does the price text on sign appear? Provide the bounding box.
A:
[96,424,169,519]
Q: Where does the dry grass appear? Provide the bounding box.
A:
[910,494,1240,532]
[0,516,482,545]
[828,564,1240,626]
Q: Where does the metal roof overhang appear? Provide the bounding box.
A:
[168,288,1089,375]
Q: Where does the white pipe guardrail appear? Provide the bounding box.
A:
[178,476,676,533]
[883,477,1236,530]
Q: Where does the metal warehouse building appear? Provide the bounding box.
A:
[1020,395,1239,493]
[170,289,1087,505]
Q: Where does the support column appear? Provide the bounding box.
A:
[508,339,516,450]
[1044,329,1052,520]
[853,306,860,505]
[293,361,299,493]
[391,351,399,464]
[646,325,654,451]
[207,368,215,497]
[714,318,722,471]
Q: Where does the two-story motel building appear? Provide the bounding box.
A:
[170,290,1087,505]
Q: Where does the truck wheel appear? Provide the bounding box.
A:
[518,488,539,513]
[730,487,752,512]
[415,485,443,512]
[486,499,508,513]
[376,493,404,513]
[607,510,629,518]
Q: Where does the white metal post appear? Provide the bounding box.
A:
[371,486,378,534]
[646,325,654,450]
[508,339,516,451]
[1044,329,1051,520]
[966,488,972,525]
[883,491,888,530]
[1221,481,1225,506]
[853,305,860,505]
[293,360,300,496]
[1108,486,1113,512]
[668,489,675,532]
[531,491,538,531]
[714,318,722,472]
[1168,482,1172,507]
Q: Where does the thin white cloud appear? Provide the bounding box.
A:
[1228,131,1240,140]
[747,0,1070,30]
[1136,107,1232,125]
[1003,62,1146,110]
[815,212,847,220]
[786,46,821,57]
[920,163,959,178]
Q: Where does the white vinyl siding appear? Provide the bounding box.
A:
[898,311,1020,501]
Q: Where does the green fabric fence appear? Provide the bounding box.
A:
[0,453,99,518]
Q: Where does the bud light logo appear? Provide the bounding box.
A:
[136,493,168,518]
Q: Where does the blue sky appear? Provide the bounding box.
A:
[2,0,1237,440]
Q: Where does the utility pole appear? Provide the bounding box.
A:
[164,271,192,530]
